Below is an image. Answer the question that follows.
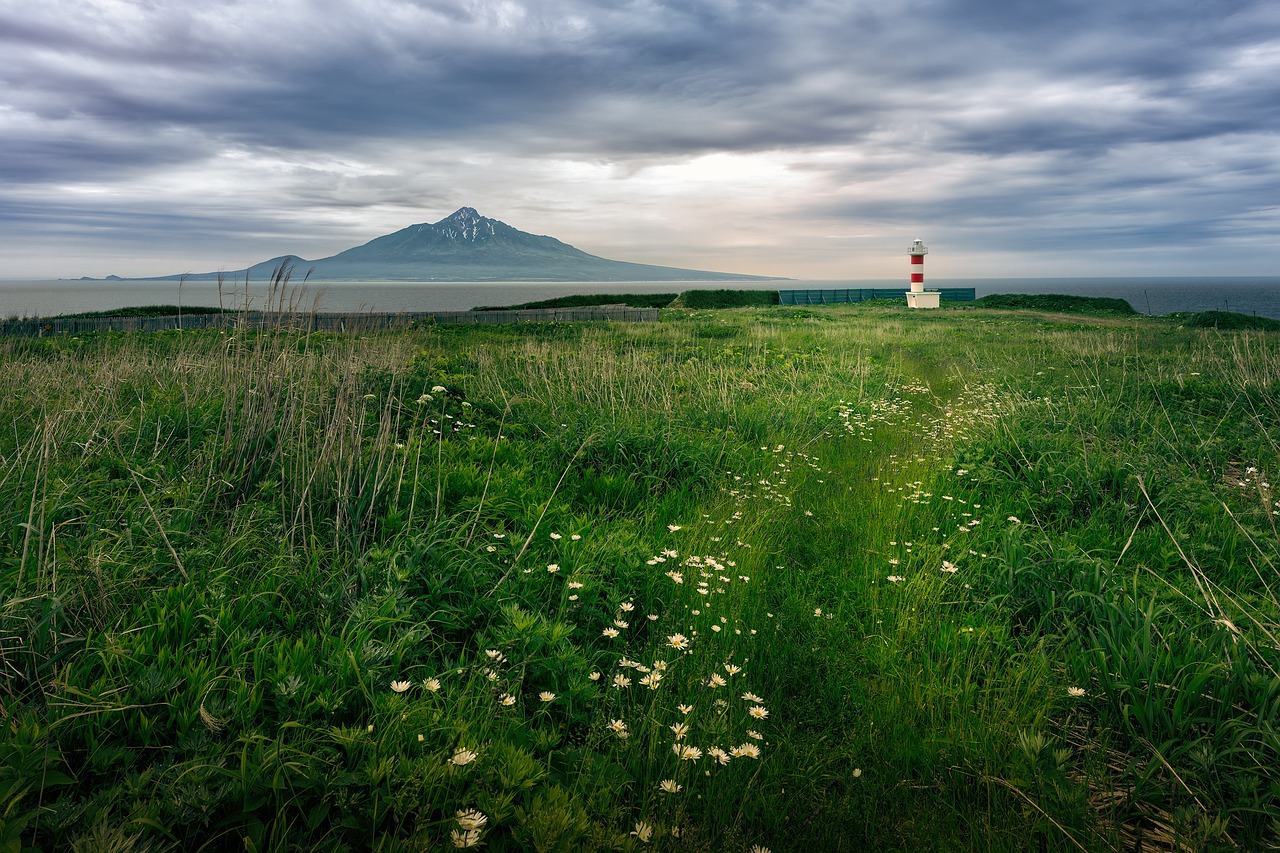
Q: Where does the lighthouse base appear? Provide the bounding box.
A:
[905,291,941,309]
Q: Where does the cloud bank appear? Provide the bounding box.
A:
[2,0,1279,278]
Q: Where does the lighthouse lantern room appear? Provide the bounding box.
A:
[905,238,940,309]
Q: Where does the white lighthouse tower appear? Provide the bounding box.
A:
[905,238,940,309]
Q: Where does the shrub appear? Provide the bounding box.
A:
[472,293,677,311]
[678,289,780,309]
[974,293,1138,315]
[1170,310,1280,331]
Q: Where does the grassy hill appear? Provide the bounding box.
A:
[2,304,1277,850]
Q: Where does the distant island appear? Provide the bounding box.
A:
[88,208,784,283]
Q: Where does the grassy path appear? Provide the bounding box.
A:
[2,306,1277,850]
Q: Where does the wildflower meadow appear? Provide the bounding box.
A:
[1,301,1277,850]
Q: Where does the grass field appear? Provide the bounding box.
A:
[2,303,1277,851]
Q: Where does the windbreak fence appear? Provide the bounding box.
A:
[1,307,662,337]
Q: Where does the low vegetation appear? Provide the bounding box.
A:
[673,290,780,309]
[2,302,1277,850]
[973,293,1139,315]
[1,305,233,324]
[475,290,777,311]
[62,305,235,319]
[1169,310,1280,331]
[473,294,677,311]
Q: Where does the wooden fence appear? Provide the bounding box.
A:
[0,307,662,337]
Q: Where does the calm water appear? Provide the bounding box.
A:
[3,277,1279,319]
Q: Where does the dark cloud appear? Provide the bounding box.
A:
[2,0,1280,277]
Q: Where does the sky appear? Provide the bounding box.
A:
[2,0,1280,280]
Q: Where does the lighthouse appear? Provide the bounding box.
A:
[905,238,940,309]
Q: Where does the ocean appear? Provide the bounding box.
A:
[2,277,1279,320]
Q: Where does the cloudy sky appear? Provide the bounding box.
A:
[3,0,1279,279]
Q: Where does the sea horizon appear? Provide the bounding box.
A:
[3,275,1279,320]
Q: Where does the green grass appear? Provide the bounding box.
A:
[974,293,1138,315]
[1,304,233,322]
[2,304,1277,850]
[675,289,780,309]
[472,294,678,311]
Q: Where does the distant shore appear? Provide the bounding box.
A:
[5,276,1280,320]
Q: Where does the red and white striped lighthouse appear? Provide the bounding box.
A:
[905,237,940,308]
[909,238,926,291]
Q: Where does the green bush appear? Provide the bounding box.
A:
[974,293,1138,315]
[1170,310,1280,331]
[472,293,676,311]
[678,289,780,309]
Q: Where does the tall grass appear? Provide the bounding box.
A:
[1,303,1276,850]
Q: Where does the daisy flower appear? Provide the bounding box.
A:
[449,748,479,766]
[451,829,481,848]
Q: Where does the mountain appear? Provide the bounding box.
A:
[151,208,782,282]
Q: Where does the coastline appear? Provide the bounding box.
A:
[3,276,1280,320]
